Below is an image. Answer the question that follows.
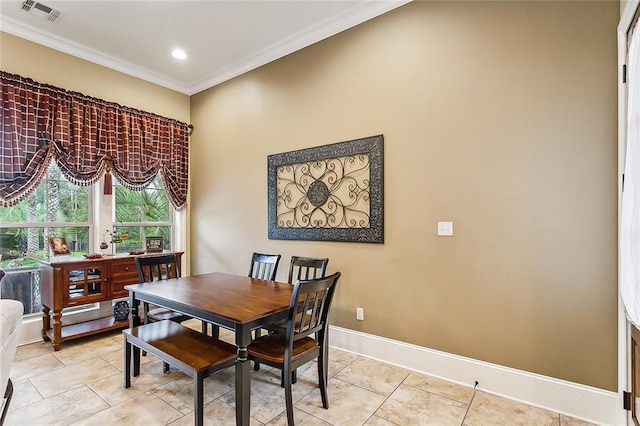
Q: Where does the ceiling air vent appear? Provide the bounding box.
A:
[21,0,62,23]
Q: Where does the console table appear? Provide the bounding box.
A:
[40,252,183,350]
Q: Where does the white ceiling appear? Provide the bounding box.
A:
[0,0,410,95]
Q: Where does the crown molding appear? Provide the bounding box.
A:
[0,0,411,96]
[0,16,190,93]
[188,0,412,95]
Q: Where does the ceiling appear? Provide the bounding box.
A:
[0,0,410,95]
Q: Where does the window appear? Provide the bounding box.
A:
[110,175,173,254]
[0,162,91,316]
[0,164,179,320]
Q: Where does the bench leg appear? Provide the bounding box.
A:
[133,345,141,377]
[124,339,132,388]
[194,372,204,426]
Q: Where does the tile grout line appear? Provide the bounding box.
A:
[360,368,411,426]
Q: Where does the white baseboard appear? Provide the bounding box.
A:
[329,325,619,426]
[18,316,45,345]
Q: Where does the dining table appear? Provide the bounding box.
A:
[125,272,295,426]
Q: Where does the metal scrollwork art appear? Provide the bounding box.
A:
[268,135,383,243]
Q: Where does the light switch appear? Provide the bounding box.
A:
[437,221,454,236]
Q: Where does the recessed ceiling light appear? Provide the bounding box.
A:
[172,49,187,60]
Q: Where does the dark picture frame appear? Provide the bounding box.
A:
[146,237,164,253]
[268,134,384,243]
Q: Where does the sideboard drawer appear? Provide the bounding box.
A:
[111,258,139,298]
[112,261,136,277]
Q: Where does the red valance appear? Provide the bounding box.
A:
[0,71,189,210]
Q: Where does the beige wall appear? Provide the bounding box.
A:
[0,0,619,392]
[0,32,190,122]
[190,1,619,390]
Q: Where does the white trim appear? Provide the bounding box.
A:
[17,315,45,345]
[329,326,617,426]
[619,2,640,425]
[0,1,411,95]
[620,1,640,33]
[188,0,412,95]
[175,208,188,275]
[0,16,189,94]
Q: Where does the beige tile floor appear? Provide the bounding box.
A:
[6,319,597,426]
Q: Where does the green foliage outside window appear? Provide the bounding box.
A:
[112,175,172,253]
[0,163,90,265]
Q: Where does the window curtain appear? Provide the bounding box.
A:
[0,71,189,210]
[621,26,640,327]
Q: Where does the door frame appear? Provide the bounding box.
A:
[619,2,640,425]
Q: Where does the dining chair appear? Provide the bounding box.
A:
[288,256,329,284]
[259,256,329,336]
[248,252,281,280]
[206,252,282,340]
[248,271,341,425]
[135,253,206,372]
[254,256,329,374]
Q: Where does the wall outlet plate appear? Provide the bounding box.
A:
[437,221,454,236]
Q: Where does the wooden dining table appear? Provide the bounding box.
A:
[125,272,294,426]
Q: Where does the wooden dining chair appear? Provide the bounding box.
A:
[288,256,329,284]
[259,256,329,336]
[248,252,281,280]
[248,271,341,425]
[254,256,329,374]
[206,252,282,340]
[135,254,205,372]
[135,253,189,324]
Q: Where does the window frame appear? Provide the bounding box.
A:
[0,165,95,317]
[1,173,185,322]
[110,176,176,254]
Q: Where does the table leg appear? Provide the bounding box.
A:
[235,326,252,426]
[124,337,131,387]
[129,292,140,327]
[129,292,141,375]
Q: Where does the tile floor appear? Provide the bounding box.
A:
[6,319,597,426]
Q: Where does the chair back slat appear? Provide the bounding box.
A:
[288,256,329,284]
[287,272,340,346]
[249,252,281,280]
[297,289,324,334]
[135,254,180,283]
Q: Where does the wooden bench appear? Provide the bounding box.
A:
[123,320,237,426]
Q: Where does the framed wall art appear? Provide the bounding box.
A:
[268,134,384,243]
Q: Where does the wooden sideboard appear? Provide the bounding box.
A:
[40,252,183,350]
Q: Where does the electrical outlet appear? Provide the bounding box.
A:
[356,307,364,321]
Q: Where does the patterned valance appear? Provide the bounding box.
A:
[0,71,189,210]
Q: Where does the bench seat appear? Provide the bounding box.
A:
[123,320,236,425]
